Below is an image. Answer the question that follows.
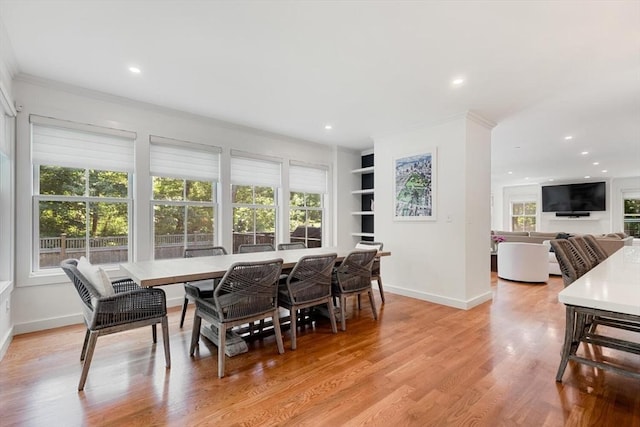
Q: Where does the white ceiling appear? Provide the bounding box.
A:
[1,1,638,187]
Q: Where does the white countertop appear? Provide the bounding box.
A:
[558,246,640,315]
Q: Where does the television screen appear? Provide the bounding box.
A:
[541,182,606,212]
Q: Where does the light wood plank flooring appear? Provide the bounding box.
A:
[1,274,639,426]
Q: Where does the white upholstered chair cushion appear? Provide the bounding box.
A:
[497,242,549,283]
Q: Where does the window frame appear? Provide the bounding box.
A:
[289,191,324,248]
[622,192,640,238]
[510,200,537,232]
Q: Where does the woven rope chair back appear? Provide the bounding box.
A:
[212,259,283,322]
[184,246,227,258]
[238,243,275,253]
[277,242,307,250]
[568,236,601,268]
[582,235,609,263]
[549,239,590,287]
[286,253,337,303]
[335,249,377,293]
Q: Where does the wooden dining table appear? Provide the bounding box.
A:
[120,246,390,287]
[556,246,640,381]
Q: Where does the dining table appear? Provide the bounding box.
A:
[120,246,391,287]
[556,245,640,381]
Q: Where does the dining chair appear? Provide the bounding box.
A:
[180,246,228,328]
[189,258,285,378]
[568,236,602,269]
[277,242,307,250]
[278,253,338,350]
[332,249,378,331]
[355,241,385,303]
[60,258,170,390]
[549,239,591,287]
[238,243,275,253]
[582,234,609,263]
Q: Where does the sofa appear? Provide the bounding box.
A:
[491,231,633,276]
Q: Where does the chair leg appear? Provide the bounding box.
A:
[218,325,227,378]
[368,290,378,320]
[189,313,202,356]
[78,330,99,391]
[80,329,90,361]
[290,308,298,350]
[340,296,347,331]
[179,297,189,328]
[152,324,157,343]
[273,310,285,354]
[376,276,386,304]
[161,316,171,368]
[327,300,338,334]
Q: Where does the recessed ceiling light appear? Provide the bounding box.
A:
[592,162,599,165]
[581,151,589,155]
[548,178,555,181]
[508,171,513,175]
[584,175,591,179]
[324,124,332,130]
[564,136,573,140]
[601,169,608,173]
[524,177,530,180]
[451,77,465,86]
[129,66,141,74]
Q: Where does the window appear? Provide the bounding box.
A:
[511,201,536,232]
[150,136,220,259]
[623,192,640,238]
[289,164,327,248]
[231,155,281,253]
[31,116,134,269]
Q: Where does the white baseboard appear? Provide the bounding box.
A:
[384,284,493,310]
[13,314,84,335]
[0,325,13,362]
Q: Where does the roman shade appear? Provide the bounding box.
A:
[290,164,328,194]
[150,135,220,181]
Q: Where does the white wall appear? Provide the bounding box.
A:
[495,177,640,234]
[12,76,349,334]
[374,113,494,309]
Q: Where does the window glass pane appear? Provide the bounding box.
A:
[88,202,128,264]
[256,208,276,233]
[186,205,214,245]
[232,185,253,204]
[154,205,185,259]
[524,202,536,215]
[89,170,128,198]
[290,209,306,233]
[186,180,213,202]
[255,186,274,205]
[306,193,322,208]
[512,202,523,215]
[40,165,84,196]
[624,198,640,215]
[153,177,184,200]
[233,207,255,251]
[290,191,305,207]
[307,210,322,247]
[39,200,86,269]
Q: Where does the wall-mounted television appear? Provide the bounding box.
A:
[541,182,606,212]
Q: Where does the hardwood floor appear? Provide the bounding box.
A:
[1,274,639,426]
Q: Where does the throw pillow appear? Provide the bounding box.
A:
[355,242,382,251]
[76,256,114,297]
[555,232,572,240]
[97,267,115,297]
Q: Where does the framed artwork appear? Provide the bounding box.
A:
[393,149,437,221]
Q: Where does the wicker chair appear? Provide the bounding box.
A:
[180,246,228,328]
[238,243,275,253]
[60,259,170,391]
[189,258,285,378]
[582,234,609,263]
[568,236,602,269]
[277,242,307,250]
[278,253,338,350]
[549,239,592,287]
[332,249,378,331]
[356,241,385,303]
